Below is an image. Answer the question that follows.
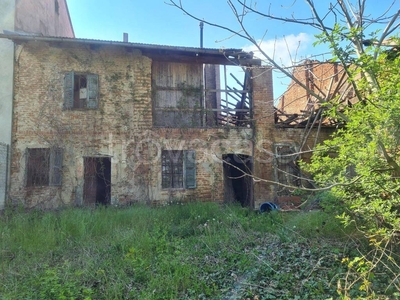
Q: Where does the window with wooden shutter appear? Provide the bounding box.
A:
[26,148,63,187]
[63,72,99,109]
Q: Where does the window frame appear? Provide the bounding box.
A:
[25,148,64,187]
[274,143,300,195]
[161,150,196,189]
[63,72,99,110]
[152,61,203,128]
[152,62,252,128]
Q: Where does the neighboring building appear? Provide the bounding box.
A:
[0,0,74,208]
[1,33,334,209]
[276,60,355,127]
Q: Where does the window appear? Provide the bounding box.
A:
[55,0,59,15]
[274,144,300,195]
[153,62,203,127]
[161,150,196,189]
[64,72,99,109]
[152,61,252,128]
[26,148,63,187]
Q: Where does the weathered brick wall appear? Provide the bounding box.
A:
[278,61,346,114]
[10,41,335,209]
[252,66,335,207]
[252,66,276,207]
[10,41,255,208]
[0,142,8,209]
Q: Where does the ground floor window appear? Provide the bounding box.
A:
[26,148,63,187]
[161,150,196,189]
[274,143,300,195]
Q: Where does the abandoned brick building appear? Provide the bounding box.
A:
[1,33,338,209]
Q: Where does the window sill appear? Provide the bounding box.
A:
[62,108,98,111]
[25,185,62,189]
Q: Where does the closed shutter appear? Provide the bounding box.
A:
[86,74,99,109]
[50,148,63,186]
[64,72,74,109]
[184,150,196,189]
[24,148,29,187]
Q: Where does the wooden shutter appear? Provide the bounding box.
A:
[24,148,29,187]
[86,74,99,109]
[152,61,202,127]
[50,148,63,186]
[64,72,74,109]
[184,150,196,189]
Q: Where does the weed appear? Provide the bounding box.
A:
[0,202,393,299]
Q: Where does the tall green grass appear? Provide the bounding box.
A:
[0,203,373,299]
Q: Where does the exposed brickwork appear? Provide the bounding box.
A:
[10,41,334,209]
[10,41,253,208]
[278,60,350,115]
[251,66,334,207]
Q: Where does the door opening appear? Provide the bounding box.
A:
[223,154,253,207]
[83,157,111,205]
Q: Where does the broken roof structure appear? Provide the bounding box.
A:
[275,59,356,128]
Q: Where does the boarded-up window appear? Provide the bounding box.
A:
[274,144,300,195]
[162,150,196,189]
[153,62,203,127]
[64,72,99,109]
[26,148,63,187]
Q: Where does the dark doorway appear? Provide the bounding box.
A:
[223,154,253,207]
[84,157,111,205]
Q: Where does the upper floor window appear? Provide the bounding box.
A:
[153,62,203,127]
[152,61,252,128]
[26,148,63,187]
[64,72,99,109]
[55,0,59,15]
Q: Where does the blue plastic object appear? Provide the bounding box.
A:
[259,202,279,213]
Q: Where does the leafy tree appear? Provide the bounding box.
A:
[168,0,400,297]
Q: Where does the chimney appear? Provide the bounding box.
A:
[123,33,128,42]
[199,21,204,48]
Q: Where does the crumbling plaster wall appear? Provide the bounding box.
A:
[10,41,255,208]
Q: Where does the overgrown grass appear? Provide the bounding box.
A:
[0,202,391,299]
